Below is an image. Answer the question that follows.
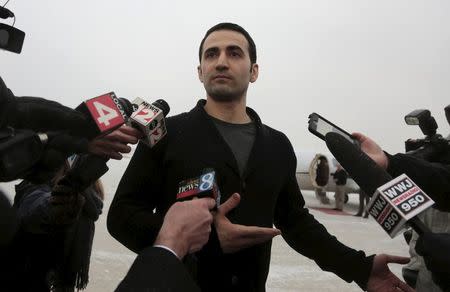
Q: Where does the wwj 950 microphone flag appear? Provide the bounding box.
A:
[324,132,431,237]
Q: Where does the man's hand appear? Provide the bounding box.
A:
[366,254,414,292]
[154,198,216,259]
[214,193,281,254]
[352,132,389,170]
[88,125,142,159]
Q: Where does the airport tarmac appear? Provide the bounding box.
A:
[87,186,410,291]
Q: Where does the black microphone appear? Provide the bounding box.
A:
[325,132,432,237]
[0,7,14,19]
[176,168,221,208]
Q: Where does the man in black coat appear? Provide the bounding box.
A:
[108,23,412,291]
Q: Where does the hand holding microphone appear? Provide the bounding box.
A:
[154,198,216,259]
[351,132,389,170]
[325,132,432,237]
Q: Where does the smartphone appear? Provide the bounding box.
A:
[308,112,359,147]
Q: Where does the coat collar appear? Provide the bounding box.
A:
[188,99,265,179]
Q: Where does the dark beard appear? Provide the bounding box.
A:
[206,85,247,103]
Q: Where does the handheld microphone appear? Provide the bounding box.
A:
[75,92,129,138]
[129,98,170,147]
[176,169,221,207]
[52,97,168,196]
[325,132,433,237]
[0,7,14,19]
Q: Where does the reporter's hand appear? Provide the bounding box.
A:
[352,132,389,169]
[88,125,142,159]
[366,254,414,292]
[154,198,216,259]
[214,193,281,254]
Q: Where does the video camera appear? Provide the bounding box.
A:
[404,105,450,163]
[0,5,25,54]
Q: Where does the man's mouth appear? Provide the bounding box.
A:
[213,75,232,80]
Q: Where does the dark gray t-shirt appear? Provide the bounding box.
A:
[211,116,256,176]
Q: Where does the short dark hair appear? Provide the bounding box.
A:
[198,22,257,64]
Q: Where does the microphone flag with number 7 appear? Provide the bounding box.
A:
[130,98,170,148]
[176,169,221,208]
[76,92,128,138]
[324,132,433,237]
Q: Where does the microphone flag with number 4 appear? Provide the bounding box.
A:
[76,92,127,138]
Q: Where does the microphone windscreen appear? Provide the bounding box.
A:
[325,132,392,196]
[118,98,134,118]
[153,99,170,117]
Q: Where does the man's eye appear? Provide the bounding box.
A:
[230,51,241,57]
[205,51,216,58]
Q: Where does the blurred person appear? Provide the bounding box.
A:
[332,164,347,211]
[314,157,330,204]
[8,161,105,292]
[355,190,370,218]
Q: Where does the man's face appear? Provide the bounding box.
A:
[198,29,258,102]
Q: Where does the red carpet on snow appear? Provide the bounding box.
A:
[310,207,353,216]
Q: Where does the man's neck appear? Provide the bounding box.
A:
[203,97,251,124]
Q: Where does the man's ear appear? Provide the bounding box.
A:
[250,63,259,83]
[197,65,203,83]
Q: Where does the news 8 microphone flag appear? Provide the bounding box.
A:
[324,132,433,237]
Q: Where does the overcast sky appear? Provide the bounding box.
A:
[2,0,449,154]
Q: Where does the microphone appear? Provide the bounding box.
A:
[75,92,130,138]
[325,132,433,237]
[176,169,221,207]
[0,7,14,19]
[52,97,169,196]
[129,98,170,148]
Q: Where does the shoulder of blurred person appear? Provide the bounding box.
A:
[0,76,16,129]
[116,246,200,292]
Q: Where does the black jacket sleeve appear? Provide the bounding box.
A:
[107,142,165,253]
[386,152,450,212]
[116,246,200,292]
[274,136,373,290]
[0,76,90,137]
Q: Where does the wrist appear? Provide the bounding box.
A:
[154,230,188,259]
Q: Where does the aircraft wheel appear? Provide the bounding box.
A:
[344,194,349,204]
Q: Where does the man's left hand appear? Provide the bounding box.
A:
[214,193,281,254]
[366,254,414,292]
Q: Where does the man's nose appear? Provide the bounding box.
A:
[215,52,229,70]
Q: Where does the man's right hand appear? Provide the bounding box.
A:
[154,198,215,259]
[214,193,281,254]
[352,132,389,170]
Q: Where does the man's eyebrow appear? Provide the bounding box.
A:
[226,45,245,53]
[203,47,219,55]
